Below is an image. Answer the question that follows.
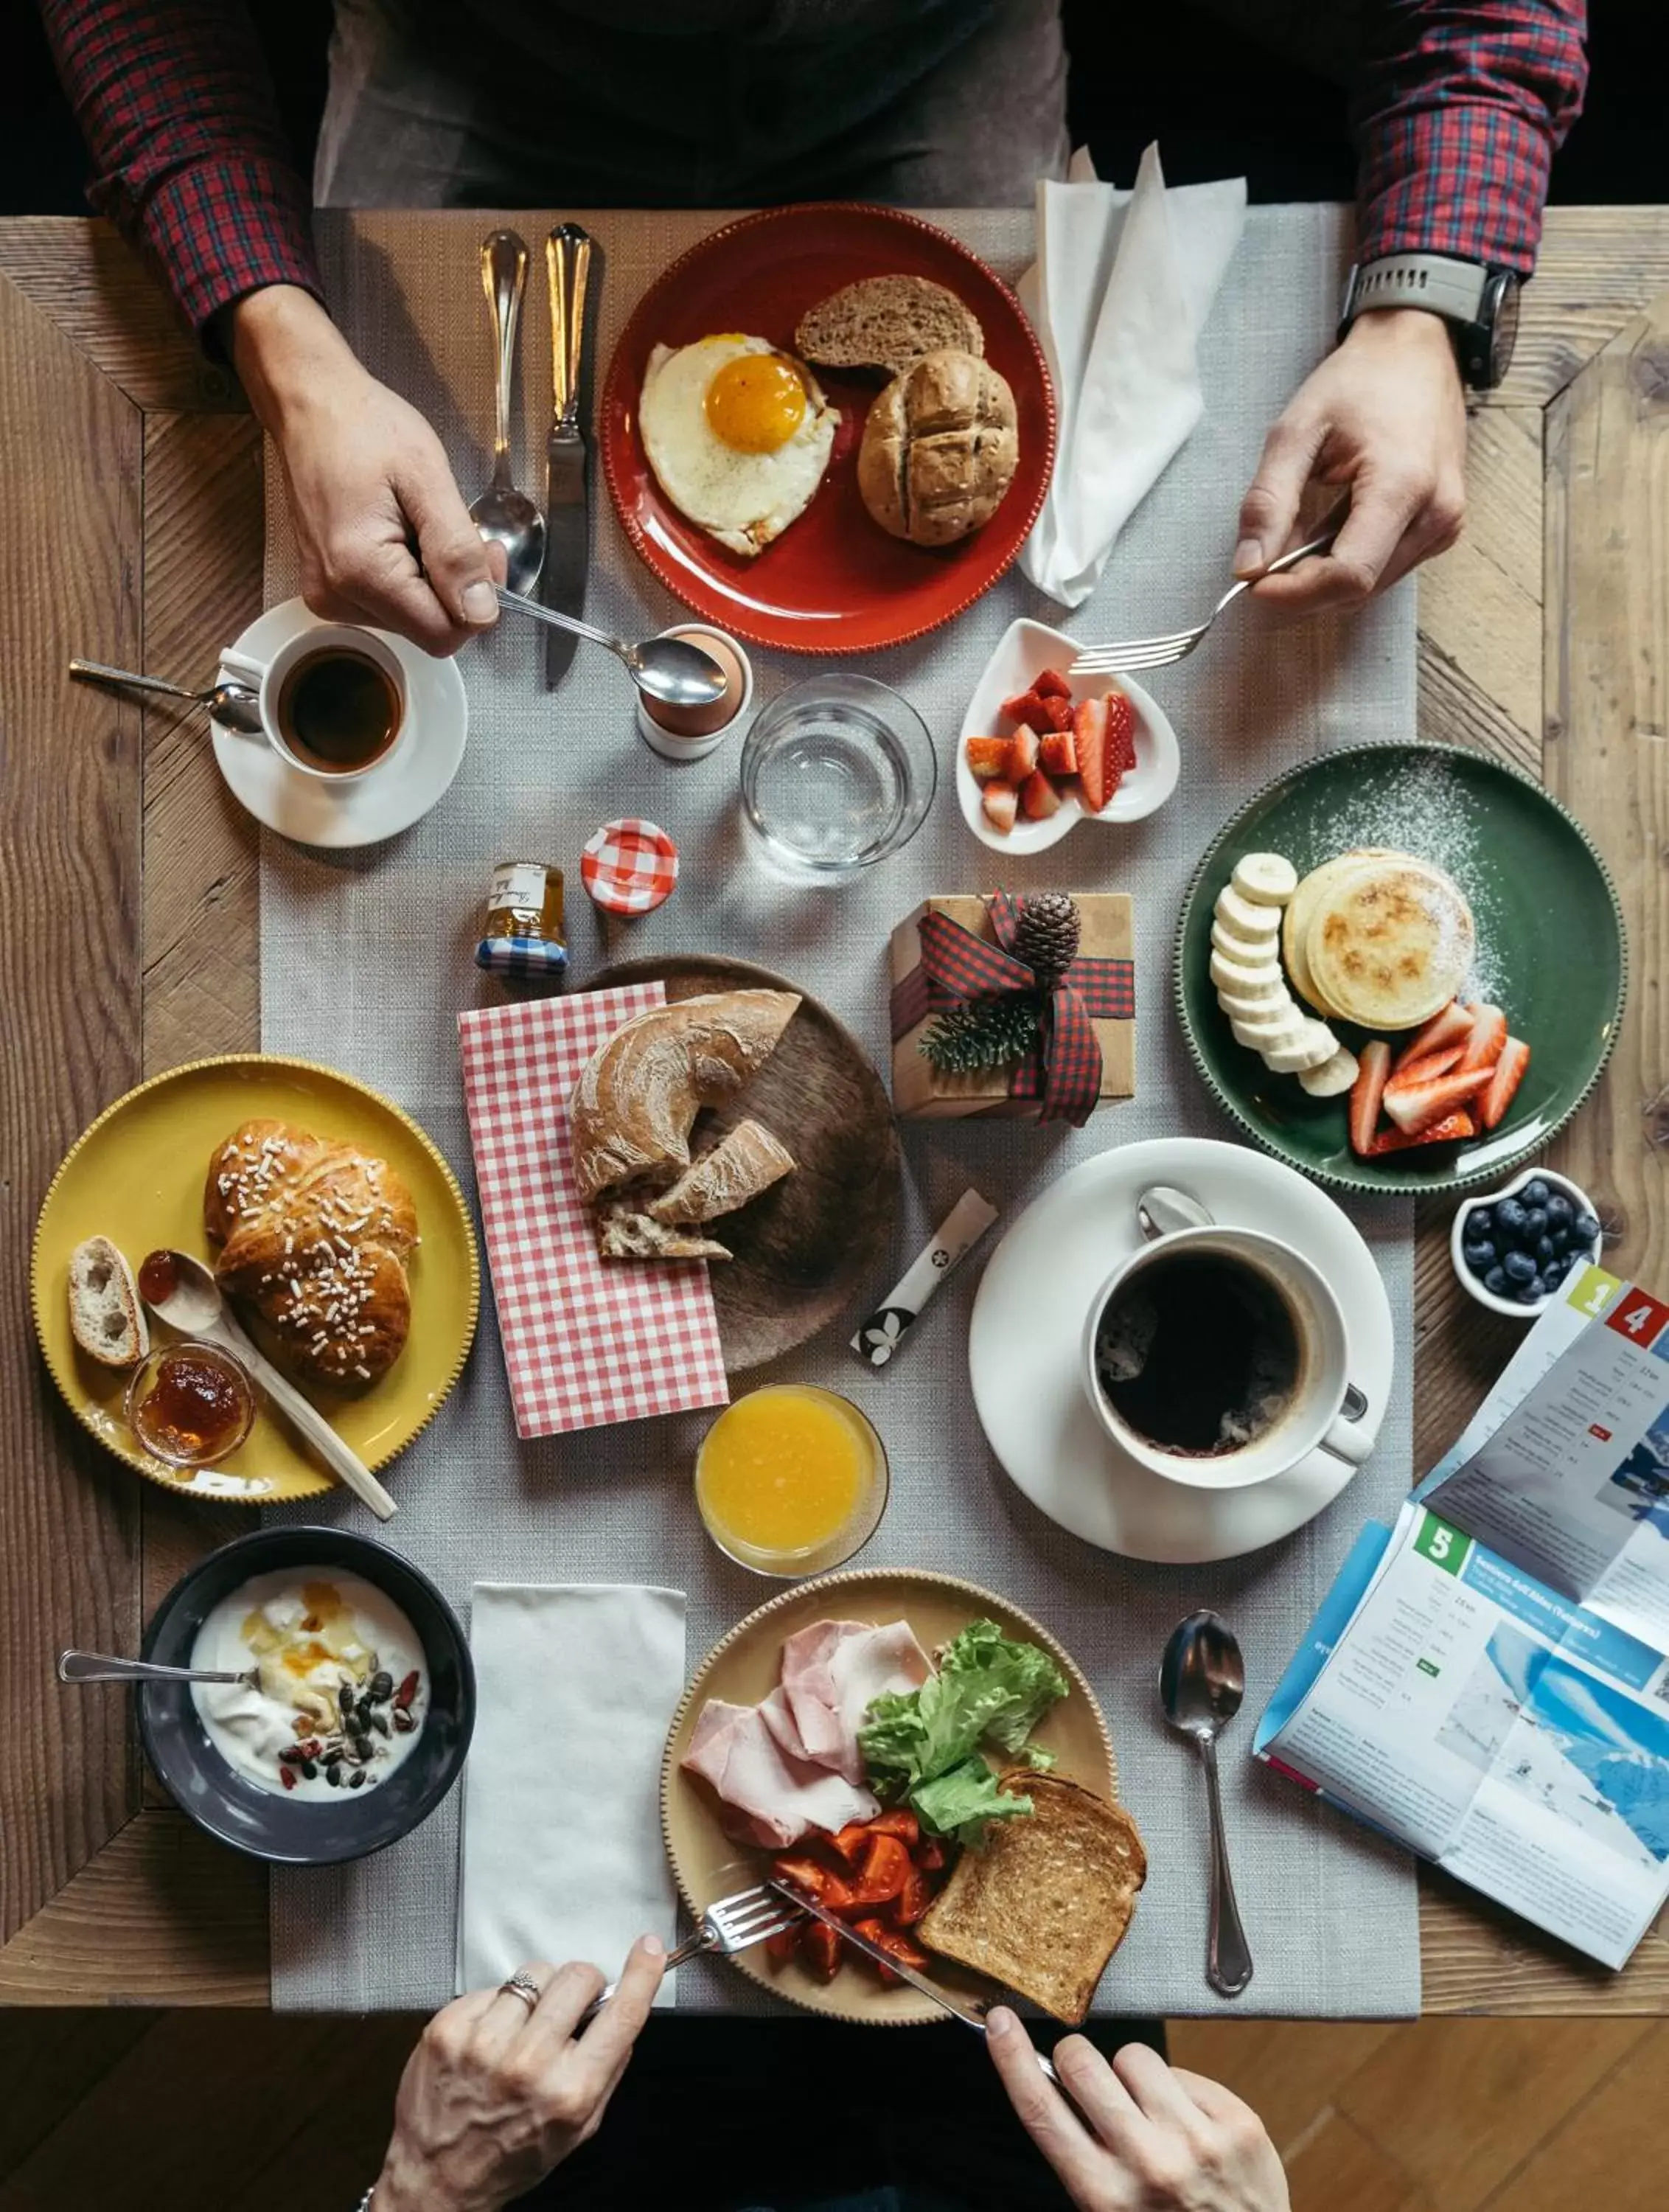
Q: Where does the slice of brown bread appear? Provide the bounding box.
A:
[795,276,984,377]
[918,1773,1147,2024]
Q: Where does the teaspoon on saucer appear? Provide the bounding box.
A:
[69,657,265,736]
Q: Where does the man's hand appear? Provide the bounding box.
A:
[989,2008,1289,2211]
[371,1940,664,2212]
[1234,307,1468,619]
[229,286,504,656]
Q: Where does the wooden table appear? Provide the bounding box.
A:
[2,210,1666,2014]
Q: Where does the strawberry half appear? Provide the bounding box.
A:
[1042,693,1075,732]
[964,736,1011,781]
[981,779,1019,834]
[1020,768,1063,820]
[1006,728,1041,780]
[1105,687,1137,774]
[1033,666,1073,699]
[1382,1065,1491,1136]
[1458,1004,1508,1072]
[1365,1110,1477,1155]
[1074,696,1111,813]
[1387,1043,1463,1088]
[1001,689,1053,733]
[1394,1000,1472,1070]
[1348,1040,1390,1157]
[1039,731,1079,777]
[1480,1037,1530,1129]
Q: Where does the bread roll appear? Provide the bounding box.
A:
[857,349,1019,546]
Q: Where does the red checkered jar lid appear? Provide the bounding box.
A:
[579,818,680,915]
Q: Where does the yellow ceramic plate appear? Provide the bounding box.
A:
[32,1056,479,1503]
[662,1568,1118,2025]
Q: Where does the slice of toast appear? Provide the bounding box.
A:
[67,1236,150,1368]
[918,1773,1146,2024]
[795,275,984,378]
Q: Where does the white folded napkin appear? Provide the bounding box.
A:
[457,1584,686,2005]
[1020,145,1247,608]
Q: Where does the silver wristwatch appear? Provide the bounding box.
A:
[1339,251,1520,390]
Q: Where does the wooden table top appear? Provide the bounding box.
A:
[2,209,1666,2013]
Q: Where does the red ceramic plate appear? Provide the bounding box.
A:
[602,204,1055,655]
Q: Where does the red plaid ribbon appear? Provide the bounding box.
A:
[890,892,1134,1126]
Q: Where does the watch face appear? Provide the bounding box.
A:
[1488,272,1520,385]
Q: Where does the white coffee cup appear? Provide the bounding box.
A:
[220,623,407,782]
[1081,1222,1372,1490]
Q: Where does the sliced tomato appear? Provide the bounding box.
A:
[826,1822,872,1866]
[892,1868,933,1927]
[801,1919,842,1982]
[773,1854,844,1904]
[865,1808,921,1848]
[854,1917,930,1973]
[913,1836,949,1873]
[848,1832,912,1907]
[765,1927,798,1963]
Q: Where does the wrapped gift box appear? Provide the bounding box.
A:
[888,892,1135,1121]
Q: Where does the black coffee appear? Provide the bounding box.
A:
[278,648,400,771]
[1095,1250,1301,1458]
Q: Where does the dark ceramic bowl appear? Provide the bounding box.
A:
[138,1525,474,1865]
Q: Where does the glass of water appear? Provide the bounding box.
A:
[739,674,936,883]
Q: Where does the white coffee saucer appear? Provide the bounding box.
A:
[969,1137,1395,1564]
[212,598,467,849]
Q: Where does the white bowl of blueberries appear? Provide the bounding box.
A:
[1451,1166,1604,1319]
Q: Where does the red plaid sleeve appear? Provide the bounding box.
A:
[39,1,323,335]
[1353,1,1588,274]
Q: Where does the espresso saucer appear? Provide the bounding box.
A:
[212,598,468,849]
[968,1137,1395,1564]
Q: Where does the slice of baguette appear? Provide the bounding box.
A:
[795,275,983,378]
[918,1773,1146,2024]
[67,1237,150,1368]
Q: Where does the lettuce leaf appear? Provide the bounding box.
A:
[858,1621,1070,1812]
[912,1756,1034,1848]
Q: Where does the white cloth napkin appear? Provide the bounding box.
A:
[457,1584,686,2005]
[1020,145,1247,608]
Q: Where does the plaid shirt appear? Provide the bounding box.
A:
[41,1,1587,337]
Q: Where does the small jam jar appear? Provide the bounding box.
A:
[125,1340,257,1468]
[635,624,752,762]
[474,860,568,980]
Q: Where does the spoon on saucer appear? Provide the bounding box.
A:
[1160,1609,1254,1997]
[469,229,546,595]
[138,1249,397,1523]
[1136,1184,1213,1240]
[58,1650,258,1689]
[69,658,265,736]
[493,588,727,708]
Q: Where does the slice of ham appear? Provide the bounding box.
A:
[779,1618,932,1786]
[681,1688,877,1849]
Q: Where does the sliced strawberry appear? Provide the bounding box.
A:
[1480,1036,1530,1130]
[1394,1000,1472,1070]
[1000,689,1052,733]
[981,779,1019,834]
[1458,1004,1508,1073]
[1006,728,1041,780]
[1348,1040,1391,1157]
[1387,1044,1463,1088]
[1042,693,1075,731]
[1382,1065,1491,1136]
[1075,695,1111,813]
[964,735,1011,782]
[1020,768,1062,819]
[1032,666,1073,699]
[1365,1110,1477,1155]
[1104,687,1137,773]
[1039,730,1079,776]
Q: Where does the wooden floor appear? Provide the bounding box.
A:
[1,2011,1662,2208]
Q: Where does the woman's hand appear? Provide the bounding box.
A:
[1233,307,1468,619]
[989,2008,1289,2211]
[228,285,505,656]
[370,1939,665,2212]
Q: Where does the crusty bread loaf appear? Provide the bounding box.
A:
[857,349,1020,548]
[647,1119,795,1227]
[67,1237,148,1368]
[568,992,801,1206]
[918,1773,1147,2024]
[795,276,984,378]
[205,1119,418,1388]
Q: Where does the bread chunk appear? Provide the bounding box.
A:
[647,1119,795,1227]
[795,275,983,377]
[596,1204,731,1263]
[67,1236,148,1368]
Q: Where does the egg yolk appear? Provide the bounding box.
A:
[705,352,807,453]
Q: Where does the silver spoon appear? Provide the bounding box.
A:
[1135,1184,1214,1241]
[1160,1609,1254,1997]
[494,587,726,708]
[69,657,265,736]
[469,229,546,596]
[58,1649,257,1689]
[139,1249,397,1523]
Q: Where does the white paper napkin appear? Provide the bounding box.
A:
[457,1584,686,2005]
[1020,145,1247,608]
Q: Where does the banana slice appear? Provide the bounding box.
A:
[1265,1018,1342,1074]
[1216,886,1283,939]
[1209,950,1285,999]
[1230,853,1299,907]
[1218,984,1294,1023]
[1211,917,1280,964]
[1298,1046,1361,1097]
[1233,1009,1306,1051]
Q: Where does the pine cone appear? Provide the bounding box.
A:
[1012,892,1081,985]
[919,995,1043,1076]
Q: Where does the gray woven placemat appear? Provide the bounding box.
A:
[262,204,1420,2018]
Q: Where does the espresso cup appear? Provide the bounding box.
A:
[1081,1223,1371,1491]
[220,623,406,782]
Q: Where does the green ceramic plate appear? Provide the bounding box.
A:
[1174,743,1626,1195]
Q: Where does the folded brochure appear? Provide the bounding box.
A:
[1258,1261,1669,1969]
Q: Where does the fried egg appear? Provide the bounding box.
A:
[640,334,839,557]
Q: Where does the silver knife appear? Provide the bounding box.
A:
[770,1879,1060,2083]
[541,223,593,687]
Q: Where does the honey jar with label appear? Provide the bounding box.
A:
[475,860,568,980]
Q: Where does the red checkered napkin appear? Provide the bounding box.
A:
[457,984,730,1437]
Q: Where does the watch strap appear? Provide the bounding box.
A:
[1343,253,1490,328]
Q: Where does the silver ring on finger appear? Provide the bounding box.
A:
[499,1968,543,2012]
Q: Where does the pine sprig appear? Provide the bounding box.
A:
[919,994,1044,1075]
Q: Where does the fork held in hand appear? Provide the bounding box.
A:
[577,1883,804,2027]
[1070,525,1342,676]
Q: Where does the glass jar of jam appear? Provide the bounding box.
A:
[125,1340,257,1468]
[474,860,568,980]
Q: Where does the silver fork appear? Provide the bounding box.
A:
[1070,526,1341,676]
[578,1882,805,2025]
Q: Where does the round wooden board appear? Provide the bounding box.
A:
[583,956,901,1372]
[661,1568,1118,2025]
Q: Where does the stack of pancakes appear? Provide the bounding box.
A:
[1284,849,1474,1032]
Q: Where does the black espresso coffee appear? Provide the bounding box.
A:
[276,647,401,771]
[1094,1248,1301,1458]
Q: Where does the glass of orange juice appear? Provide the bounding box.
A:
[694,1384,889,1578]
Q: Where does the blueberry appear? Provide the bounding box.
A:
[1544,1251,1576,1284]
[1467,1205,1495,1238]
[1536,1235,1558,1267]
[1495,1197,1528,1239]
[1522,1206,1550,1242]
[1548,1223,1571,1253]
[1464,1238,1498,1273]
[1545,1193,1574,1231]
[1516,1278,1547,1304]
[1504,1249,1538,1285]
[1522,1178,1550,1209]
[1483,1267,1510,1297]
[1574,1211,1602,1250]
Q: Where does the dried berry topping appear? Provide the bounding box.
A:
[392,1708,416,1734]
[393,1670,419,1712]
[279,1765,297,1791]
